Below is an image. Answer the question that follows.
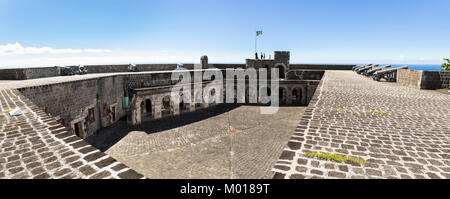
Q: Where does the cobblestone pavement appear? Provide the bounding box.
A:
[92,104,306,179]
[273,71,450,179]
[0,89,144,179]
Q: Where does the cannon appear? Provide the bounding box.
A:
[353,64,372,71]
[129,64,139,72]
[356,64,378,74]
[373,66,408,82]
[363,64,391,76]
[78,65,87,75]
[60,66,75,76]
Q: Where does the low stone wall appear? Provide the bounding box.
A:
[286,70,324,80]
[0,69,26,80]
[24,67,60,79]
[421,71,450,89]
[397,69,450,89]
[0,67,60,80]
[290,64,354,70]
[397,69,422,88]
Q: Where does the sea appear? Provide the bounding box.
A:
[358,64,442,71]
[291,63,443,71]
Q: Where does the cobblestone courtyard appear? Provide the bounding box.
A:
[87,104,306,179]
[273,71,450,179]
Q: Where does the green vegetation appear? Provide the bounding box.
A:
[371,110,389,114]
[304,151,367,166]
[442,58,450,71]
[360,110,389,114]
[436,88,450,91]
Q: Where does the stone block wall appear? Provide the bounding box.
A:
[18,76,127,137]
[421,71,450,89]
[289,64,355,70]
[24,67,60,79]
[286,70,324,80]
[397,69,422,88]
[397,69,450,89]
[0,69,26,80]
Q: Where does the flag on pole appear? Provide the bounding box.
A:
[256,30,263,36]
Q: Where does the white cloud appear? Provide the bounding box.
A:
[0,43,112,56]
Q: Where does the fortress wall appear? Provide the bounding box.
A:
[208,64,246,69]
[420,71,450,89]
[397,69,450,89]
[0,68,26,80]
[24,66,60,79]
[0,67,60,80]
[18,76,127,137]
[16,70,324,137]
[289,64,355,70]
[84,65,130,73]
[397,69,422,88]
[286,70,324,80]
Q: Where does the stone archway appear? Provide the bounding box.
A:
[162,96,171,117]
[292,88,302,105]
[145,99,152,116]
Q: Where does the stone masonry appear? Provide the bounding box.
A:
[0,88,144,179]
[273,71,450,179]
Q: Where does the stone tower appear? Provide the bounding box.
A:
[201,55,208,69]
[274,51,290,66]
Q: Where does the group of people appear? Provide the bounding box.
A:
[255,52,270,60]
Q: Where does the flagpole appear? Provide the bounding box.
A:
[255,31,257,55]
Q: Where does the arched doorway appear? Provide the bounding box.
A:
[145,99,152,116]
[179,93,190,112]
[292,88,302,105]
[162,96,171,117]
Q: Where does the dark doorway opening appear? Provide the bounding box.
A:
[145,99,152,114]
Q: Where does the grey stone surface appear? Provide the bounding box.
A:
[0,89,144,179]
[88,105,306,179]
[273,71,450,179]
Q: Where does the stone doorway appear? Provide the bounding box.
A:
[74,121,85,138]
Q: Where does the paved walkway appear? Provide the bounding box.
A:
[273,71,450,179]
[88,105,306,179]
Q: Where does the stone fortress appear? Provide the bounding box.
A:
[0,51,449,179]
[6,51,332,139]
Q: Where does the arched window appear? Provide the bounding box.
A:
[162,96,171,117]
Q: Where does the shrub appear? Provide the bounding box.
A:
[442,58,450,71]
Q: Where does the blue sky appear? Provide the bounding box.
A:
[0,0,449,67]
